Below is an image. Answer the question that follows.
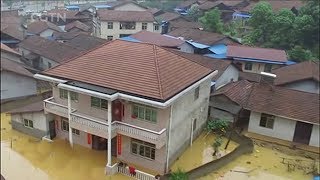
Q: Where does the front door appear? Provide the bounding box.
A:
[112,100,123,121]
[92,135,107,150]
[49,120,56,139]
[293,122,313,144]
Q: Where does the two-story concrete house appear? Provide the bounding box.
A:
[94,10,161,40]
[34,39,217,176]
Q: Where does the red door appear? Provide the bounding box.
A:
[112,100,123,121]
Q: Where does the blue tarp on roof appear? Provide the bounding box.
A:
[94,5,111,9]
[66,5,80,9]
[233,12,252,18]
[120,36,141,43]
[233,57,287,65]
[187,41,209,49]
[205,53,227,59]
[208,44,227,54]
[286,60,297,65]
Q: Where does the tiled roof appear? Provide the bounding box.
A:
[1,23,24,41]
[214,80,319,124]
[64,34,107,51]
[27,21,63,35]
[43,40,212,101]
[1,43,21,56]
[177,0,199,9]
[199,0,243,11]
[53,31,87,40]
[18,36,83,63]
[1,57,34,77]
[167,28,227,45]
[130,31,184,48]
[45,9,90,20]
[155,12,181,22]
[227,45,288,62]
[1,9,19,17]
[239,71,261,82]
[167,49,232,80]
[272,61,320,85]
[65,20,91,32]
[97,10,155,22]
[241,0,305,12]
[8,101,44,114]
[169,20,202,30]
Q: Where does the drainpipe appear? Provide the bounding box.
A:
[107,100,112,166]
[166,104,173,172]
[190,118,194,146]
[67,91,73,147]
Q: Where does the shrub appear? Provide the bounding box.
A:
[169,168,188,180]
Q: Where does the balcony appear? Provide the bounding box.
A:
[43,97,166,148]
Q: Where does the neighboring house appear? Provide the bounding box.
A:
[1,57,37,102]
[148,7,164,16]
[44,9,92,27]
[110,0,148,11]
[1,43,21,63]
[18,36,82,71]
[123,30,184,49]
[94,10,161,40]
[168,49,239,90]
[34,39,216,175]
[63,33,107,51]
[211,76,319,147]
[1,21,26,48]
[226,45,288,74]
[52,31,88,42]
[27,21,64,38]
[154,12,192,34]
[168,20,202,32]
[272,61,319,94]
[167,28,240,54]
[8,101,54,139]
[64,20,91,33]
[1,9,19,17]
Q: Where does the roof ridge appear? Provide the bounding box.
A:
[153,45,164,99]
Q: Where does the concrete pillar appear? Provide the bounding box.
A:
[107,100,112,166]
[67,91,73,147]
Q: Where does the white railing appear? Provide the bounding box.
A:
[117,166,159,180]
[44,97,68,116]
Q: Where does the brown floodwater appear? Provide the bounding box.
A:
[1,113,132,180]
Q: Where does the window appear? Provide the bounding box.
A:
[107,36,113,40]
[119,34,131,38]
[154,25,159,31]
[91,97,108,109]
[120,22,136,30]
[132,104,157,123]
[48,62,52,68]
[131,138,155,160]
[193,119,197,131]
[61,118,69,131]
[142,23,147,30]
[72,128,80,135]
[194,86,200,100]
[59,89,78,102]
[259,113,275,129]
[107,22,113,29]
[244,62,253,70]
[264,64,272,73]
[24,119,33,128]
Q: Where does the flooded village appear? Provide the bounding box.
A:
[1,0,319,180]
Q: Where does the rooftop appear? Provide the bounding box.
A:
[42,40,213,101]
[214,80,319,124]
[63,34,107,51]
[129,31,184,48]
[18,36,83,63]
[1,57,34,78]
[155,12,181,22]
[241,0,305,12]
[272,61,320,85]
[27,21,63,35]
[227,45,288,62]
[65,20,91,32]
[97,10,155,22]
[1,43,21,56]
[8,101,44,114]
[198,0,242,11]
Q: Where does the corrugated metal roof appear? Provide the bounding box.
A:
[205,53,227,59]
[187,41,209,49]
[120,36,141,43]
[233,57,287,65]
[208,44,227,54]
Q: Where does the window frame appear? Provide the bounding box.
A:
[90,97,108,110]
[61,118,69,132]
[259,113,275,129]
[132,104,157,123]
[131,138,155,160]
[119,22,136,30]
[194,86,200,100]
[264,64,272,73]
[48,62,52,68]
[72,128,80,135]
[59,89,78,102]
[142,23,147,30]
[244,62,253,71]
[107,35,113,41]
[154,25,159,31]
[23,119,34,128]
[107,22,113,29]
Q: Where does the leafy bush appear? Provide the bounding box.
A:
[205,118,229,135]
[169,168,188,180]
[212,136,223,156]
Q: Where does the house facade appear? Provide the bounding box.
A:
[34,40,216,175]
[93,10,161,40]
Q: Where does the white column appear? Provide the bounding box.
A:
[67,91,73,147]
[107,100,112,166]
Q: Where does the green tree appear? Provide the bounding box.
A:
[186,4,201,21]
[205,119,228,135]
[288,46,314,62]
[199,8,224,33]
[212,136,223,156]
[169,168,188,180]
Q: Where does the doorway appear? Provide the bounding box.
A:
[293,122,313,144]
[49,120,56,139]
[92,135,107,150]
[106,137,117,157]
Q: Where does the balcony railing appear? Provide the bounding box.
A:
[43,97,166,147]
[117,165,159,180]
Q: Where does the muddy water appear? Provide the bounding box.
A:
[1,113,132,180]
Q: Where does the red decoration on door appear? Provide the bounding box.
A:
[87,133,91,144]
[117,134,122,155]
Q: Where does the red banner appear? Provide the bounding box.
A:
[87,133,91,145]
[117,134,121,155]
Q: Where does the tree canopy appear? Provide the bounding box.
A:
[199,8,224,33]
[243,1,319,62]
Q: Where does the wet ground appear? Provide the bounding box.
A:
[1,113,131,180]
